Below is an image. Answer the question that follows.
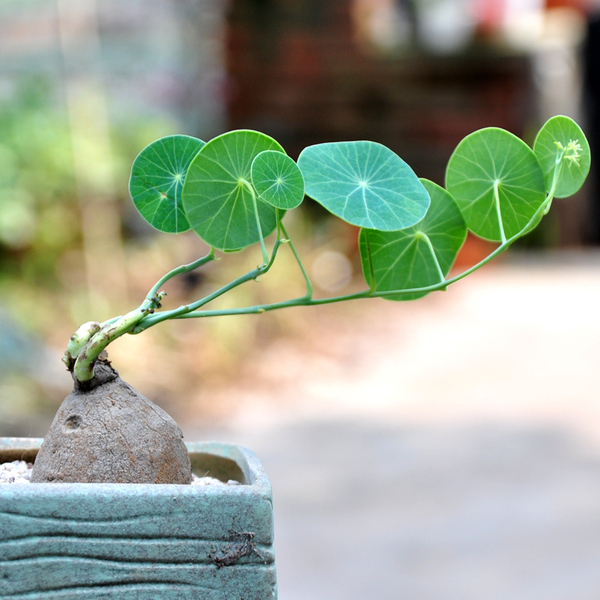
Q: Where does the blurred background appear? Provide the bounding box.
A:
[2,0,600,598]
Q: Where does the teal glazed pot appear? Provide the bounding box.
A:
[0,438,277,600]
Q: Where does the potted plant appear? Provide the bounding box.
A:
[0,115,590,598]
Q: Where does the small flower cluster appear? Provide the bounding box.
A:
[555,139,583,167]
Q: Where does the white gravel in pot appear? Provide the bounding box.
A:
[0,461,240,485]
[0,460,32,484]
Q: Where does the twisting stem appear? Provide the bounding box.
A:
[69,248,217,382]
[144,248,216,307]
[63,321,101,370]
[73,308,147,382]
[133,236,286,332]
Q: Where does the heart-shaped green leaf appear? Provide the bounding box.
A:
[129,135,205,233]
[533,115,591,198]
[359,179,467,301]
[297,141,430,231]
[182,130,284,251]
[251,150,305,209]
[445,128,546,242]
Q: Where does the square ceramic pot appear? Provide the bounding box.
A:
[0,438,277,600]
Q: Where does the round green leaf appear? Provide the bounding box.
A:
[533,115,590,198]
[297,141,430,231]
[445,128,546,242]
[359,179,467,301]
[250,150,305,209]
[129,135,205,233]
[182,130,284,251]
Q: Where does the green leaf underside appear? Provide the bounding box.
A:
[359,179,467,301]
[182,130,284,251]
[445,128,546,242]
[533,115,591,198]
[251,150,305,209]
[129,135,205,233]
[298,141,430,231]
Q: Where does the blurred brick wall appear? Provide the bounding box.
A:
[225,0,535,186]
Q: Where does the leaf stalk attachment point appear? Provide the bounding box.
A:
[73,308,147,382]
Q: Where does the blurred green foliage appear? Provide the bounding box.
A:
[0,77,180,431]
[0,80,76,264]
[0,77,176,324]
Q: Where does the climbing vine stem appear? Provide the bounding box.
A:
[64,118,589,384]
